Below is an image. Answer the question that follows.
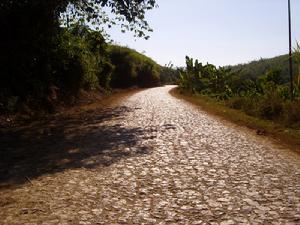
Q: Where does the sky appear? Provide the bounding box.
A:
[107,0,300,67]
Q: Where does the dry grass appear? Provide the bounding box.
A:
[0,88,141,128]
[170,87,300,153]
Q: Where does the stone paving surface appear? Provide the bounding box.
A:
[1,86,300,225]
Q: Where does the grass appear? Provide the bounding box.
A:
[170,87,300,152]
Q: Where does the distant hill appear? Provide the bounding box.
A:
[228,54,298,83]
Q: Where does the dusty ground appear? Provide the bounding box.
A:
[0,86,299,225]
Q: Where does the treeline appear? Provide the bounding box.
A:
[228,54,298,84]
[0,0,164,114]
[0,23,164,113]
[160,64,181,85]
[179,55,300,128]
[108,45,161,88]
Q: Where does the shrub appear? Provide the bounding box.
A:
[137,60,160,87]
[282,100,300,127]
[226,97,244,110]
[179,55,300,128]
[257,97,284,120]
[53,27,100,96]
[97,61,114,89]
[0,23,116,112]
[108,45,161,88]
[160,66,180,85]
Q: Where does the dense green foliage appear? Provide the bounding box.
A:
[0,23,113,112]
[57,25,114,92]
[228,54,298,84]
[0,23,164,112]
[179,55,300,128]
[1,0,156,36]
[108,45,160,88]
[159,63,180,85]
[294,42,300,85]
[0,0,157,113]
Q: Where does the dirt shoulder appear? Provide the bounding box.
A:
[0,88,141,189]
[170,87,300,153]
[0,88,141,130]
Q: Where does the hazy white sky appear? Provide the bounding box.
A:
[107,0,300,67]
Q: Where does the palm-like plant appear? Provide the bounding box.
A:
[294,41,300,86]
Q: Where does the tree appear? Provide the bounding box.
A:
[0,0,157,110]
[0,0,156,38]
[294,42,300,86]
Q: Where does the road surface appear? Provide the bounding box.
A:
[1,86,299,225]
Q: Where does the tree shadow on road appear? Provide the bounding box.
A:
[0,106,151,189]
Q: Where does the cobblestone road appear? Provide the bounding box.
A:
[1,86,300,225]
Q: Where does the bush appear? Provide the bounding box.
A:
[97,61,114,89]
[56,25,111,95]
[108,46,137,88]
[179,55,300,129]
[238,96,259,117]
[282,100,300,127]
[160,66,180,85]
[0,22,117,112]
[226,97,244,110]
[257,97,284,120]
[227,94,284,120]
[108,45,161,88]
[137,60,160,87]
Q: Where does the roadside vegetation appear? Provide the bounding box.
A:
[108,45,161,88]
[177,49,300,147]
[0,0,163,115]
[160,62,181,85]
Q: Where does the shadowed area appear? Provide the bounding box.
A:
[0,106,151,189]
[0,86,299,224]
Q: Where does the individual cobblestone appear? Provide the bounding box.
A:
[0,86,299,224]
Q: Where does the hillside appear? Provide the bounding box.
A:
[228,54,298,83]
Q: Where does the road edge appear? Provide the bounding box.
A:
[169,87,300,154]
